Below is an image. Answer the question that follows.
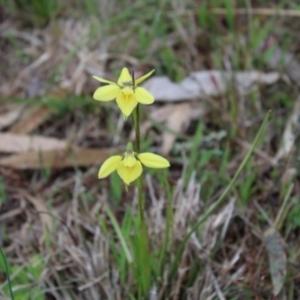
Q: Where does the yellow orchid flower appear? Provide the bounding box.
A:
[93,68,155,117]
[98,150,170,186]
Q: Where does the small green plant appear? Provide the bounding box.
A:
[93,67,170,297]
[4,0,62,26]
[0,250,44,300]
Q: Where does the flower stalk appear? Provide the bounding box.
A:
[133,90,150,297]
[132,68,145,225]
[133,103,145,225]
[133,104,141,153]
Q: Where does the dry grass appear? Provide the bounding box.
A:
[1,1,300,299]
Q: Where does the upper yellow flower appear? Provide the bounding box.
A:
[98,150,170,186]
[93,68,155,117]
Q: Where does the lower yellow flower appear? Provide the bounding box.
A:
[98,151,170,185]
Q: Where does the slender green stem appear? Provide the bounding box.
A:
[168,111,271,282]
[137,176,145,224]
[133,103,151,296]
[133,104,144,225]
[0,247,14,300]
[133,105,141,153]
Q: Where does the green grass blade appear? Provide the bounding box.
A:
[105,204,133,264]
[0,247,14,300]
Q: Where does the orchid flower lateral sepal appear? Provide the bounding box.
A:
[98,150,170,186]
[93,68,155,118]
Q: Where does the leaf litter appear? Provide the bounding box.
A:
[264,228,287,296]
[0,133,67,153]
[0,4,300,299]
[142,70,280,102]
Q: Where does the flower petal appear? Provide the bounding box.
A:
[138,153,170,168]
[117,68,132,86]
[135,87,154,104]
[116,93,138,117]
[123,154,137,168]
[93,85,121,101]
[98,155,122,178]
[93,75,116,85]
[135,69,155,85]
[117,161,143,185]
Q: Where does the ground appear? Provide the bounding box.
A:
[0,0,300,299]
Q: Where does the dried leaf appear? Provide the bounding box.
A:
[274,95,300,162]
[0,105,25,130]
[10,106,51,134]
[0,133,67,153]
[21,191,56,245]
[162,103,191,154]
[264,227,287,296]
[0,147,111,169]
[138,105,175,139]
[143,71,279,102]
[137,103,205,153]
[24,193,53,231]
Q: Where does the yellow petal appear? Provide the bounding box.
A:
[138,153,170,168]
[98,155,122,178]
[117,161,143,185]
[93,85,121,101]
[93,75,116,85]
[117,68,132,86]
[116,92,138,117]
[135,69,155,85]
[135,87,154,104]
[123,153,137,167]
